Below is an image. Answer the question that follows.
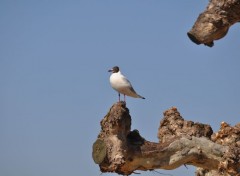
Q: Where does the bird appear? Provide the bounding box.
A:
[108,66,145,102]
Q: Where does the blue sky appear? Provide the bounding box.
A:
[1,1,240,176]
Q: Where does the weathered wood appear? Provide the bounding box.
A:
[187,0,240,47]
[158,107,213,143]
[196,122,240,176]
[92,102,240,175]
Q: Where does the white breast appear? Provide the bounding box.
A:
[110,72,130,89]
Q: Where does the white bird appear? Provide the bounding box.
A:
[108,66,145,102]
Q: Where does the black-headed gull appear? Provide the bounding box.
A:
[108,66,145,102]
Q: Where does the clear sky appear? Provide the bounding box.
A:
[1,1,240,176]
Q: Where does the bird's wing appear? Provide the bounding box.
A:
[121,76,138,94]
[121,76,133,88]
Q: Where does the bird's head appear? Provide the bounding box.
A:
[108,66,119,73]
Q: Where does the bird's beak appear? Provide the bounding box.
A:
[108,69,113,72]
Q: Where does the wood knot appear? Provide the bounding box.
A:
[92,139,107,164]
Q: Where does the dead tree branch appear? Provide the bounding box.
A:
[187,0,240,47]
[92,102,240,176]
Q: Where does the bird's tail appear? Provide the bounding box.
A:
[138,95,145,99]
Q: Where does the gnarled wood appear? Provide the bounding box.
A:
[92,102,240,175]
[187,0,240,47]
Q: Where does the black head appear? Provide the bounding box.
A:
[108,66,120,73]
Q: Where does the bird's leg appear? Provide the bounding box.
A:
[118,93,120,102]
[124,94,126,102]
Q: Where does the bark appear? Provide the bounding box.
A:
[92,102,240,176]
[187,0,240,47]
